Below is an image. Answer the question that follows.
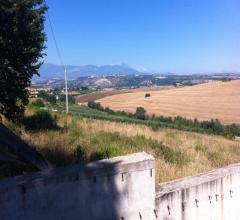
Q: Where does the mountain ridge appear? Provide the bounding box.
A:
[35,63,149,81]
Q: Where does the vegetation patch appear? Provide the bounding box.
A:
[145,93,151,98]
[195,144,223,166]
[73,145,87,162]
[86,101,240,139]
[90,145,121,161]
[7,107,240,183]
[22,110,59,131]
[30,99,45,108]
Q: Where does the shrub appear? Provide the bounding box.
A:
[22,110,58,131]
[153,141,189,166]
[73,145,87,162]
[88,101,104,111]
[195,144,207,153]
[90,145,121,161]
[38,91,56,105]
[150,123,160,131]
[145,93,151,98]
[59,94,75,104]
[222,77,231,82]
[207,151,221,161]
[105,107,114,114]
[31,99,45,108]
[135,107,146,120]
[223,124,240,138]
[81,86,89,91]
[195,144,223,166]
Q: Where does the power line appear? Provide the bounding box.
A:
[43,0,69,114]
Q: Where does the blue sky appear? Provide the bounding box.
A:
[44,0,240,73]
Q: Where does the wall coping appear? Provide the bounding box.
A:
[0,152,154,192]
[156,162,240,198]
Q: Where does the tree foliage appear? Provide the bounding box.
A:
[30,99,45,108]
[0,0,46,120]
[135,107,146,120]
[145,93,151,98]
[59,94,75,104]
[38,91,56,105]
[88,101,104,111]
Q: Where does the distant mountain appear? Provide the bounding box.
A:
[34,63,148,81]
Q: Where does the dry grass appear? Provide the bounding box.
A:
[73,119,240,182]
[99,80,240,124]
[17,114,240,183]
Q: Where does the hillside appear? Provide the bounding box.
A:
[98,80,240,124]
[11,111,240,183]
[76,86,172,104]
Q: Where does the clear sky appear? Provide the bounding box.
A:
[44,0,240,73]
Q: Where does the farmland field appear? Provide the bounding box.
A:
[76,86,173,104]
[99,80,240,124]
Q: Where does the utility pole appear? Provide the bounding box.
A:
[65,67,69,114]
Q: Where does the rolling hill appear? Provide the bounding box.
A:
[98,80,240,124]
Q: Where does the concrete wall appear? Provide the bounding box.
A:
[2,151,240,220]
[155,163,240,220]
[0,152,155,220]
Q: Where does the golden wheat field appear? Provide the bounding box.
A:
[76,85,172,104]
[99,80,240,124]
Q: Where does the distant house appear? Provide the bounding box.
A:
[27,87,51,98]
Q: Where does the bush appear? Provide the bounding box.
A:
[135,107,146,120]
[145,93,151,98]
[38,91,56,105]
[150,123,160,131]
[59,94,75,104]
[90,145,120,161]
[22,110,58,131]
[81,86,89,91]
[88,101,104,111]
[207,151,221,161]
[31,99,45,108]
[153,141,189,166]
[223,124,240,138]
[222,77,231,82]
[73,145,87,162]
[195,144,207,153]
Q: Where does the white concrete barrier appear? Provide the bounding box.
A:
[2,151,240,220]
[155,163,240,220]
[0,152,155,220]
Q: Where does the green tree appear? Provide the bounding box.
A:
[0,0,46,121]
[135,107,146,120]
[59,94,75,104]
[31,99,45,108]
[39,91,56,105]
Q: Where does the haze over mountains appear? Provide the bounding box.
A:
[36,63,147,81]
[35,63,240,83]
